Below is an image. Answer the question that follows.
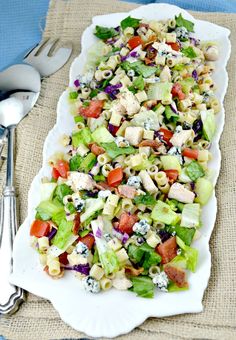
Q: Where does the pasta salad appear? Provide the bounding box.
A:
[30,13,219,298]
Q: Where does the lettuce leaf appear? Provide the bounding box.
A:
[128,243,161,269]
[35,200,63,221]
[181,47,197,58]
[94,25,119,40]
[52,219,73,249]
[129,276,155,298]
[69,154,83,171]
[133,193,156,207]
[72,127,93,147]
[176,236,198,272]
[181,203,201,228]
[175,13,194,32]
[186,161,205,181]
[101,142,135,159]
[121,61,157,78]
[53,184,73,204]
[168,281,189,292]
[121,16,141,30]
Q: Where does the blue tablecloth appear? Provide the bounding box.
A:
[0,0,236,72]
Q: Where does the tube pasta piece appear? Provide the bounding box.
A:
[102,164,113,177]
[97,92,108,101]
[47,256,61,277]
[101,69,113,79]
[147,165,159,178]
[97,153,112,165]
[149,265,160,278]
[123,166,136,177]
[90,264,105,281]
[139,170,159,194]
[160,65,171,82]
[39,254,47,266]
[81,88,91,99]
[100,277,112,291]
[38,237,49,252]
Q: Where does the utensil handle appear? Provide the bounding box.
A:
[0,186,25,314]
[0,127,8,160]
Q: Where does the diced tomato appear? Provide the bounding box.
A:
[107,168,123,187]
[182,148,199,160]
[79,234,95,250]
[54,159,69,179]
[128,36,143,50]
[59,252,69,265]
[156,236,177,264]
[79,100,104,118]
[167,42,180,51]
[164,264,189,288]
[90,143,105,156]
[164,169,179,182]
[52,167,60,180]
[171,83,185,100]
[73,213,81,235]
[30,220,50,238]
[118,212,138,235]
[159,128,174,143]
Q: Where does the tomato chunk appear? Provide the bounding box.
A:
[182,148,199,160]
[54,159,69,179]
[171,83,185,100]
[52,167,60,180]
[156,236,177,264]
[30,220,50,238]
[128,36,142,50]
[80,234,95,250]
[107,168,123,187]
[159,128,174,143]
[79,100,104,118]
[164,169,179,182]
[167,42,180,51]
[164,264,188,288]
[118,212,138,235]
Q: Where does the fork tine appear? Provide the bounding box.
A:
[39,38,60,57]
[23,38,50,60]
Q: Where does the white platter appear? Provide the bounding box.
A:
[10,3,231,338]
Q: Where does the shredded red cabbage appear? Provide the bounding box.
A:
[74,79,80,87]
[170,103,178,114]
[48,227,57,242]
[192,69,198,81]
[104,83,122,99]
[64,263,90,275]
[122,233,129,244]
[95,227,102,238]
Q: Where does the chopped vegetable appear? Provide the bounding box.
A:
[186,161,205,181]
[101,142,135,159]
[94,25,119,40]
[30,220,50,238]
[129,276,155,298]
[175,13,194,32]
[79,100,104,118]
[107,168,123,187]
[120,16,141,30]
[128,36,143,49]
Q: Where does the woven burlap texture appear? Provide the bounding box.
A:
[0,0,235,339]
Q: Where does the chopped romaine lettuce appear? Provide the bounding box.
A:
[121,61,157,78]
[35,200,63,221]
[72,127,93,147]
[80,198,105,223]
[129,276,155,298]
[92,126,114,144]
[176,236,198,272]
[69,154,83,171]
[53,184,73,204]
[131,110,160,130]
[133,193,156,206]
[40,182,57,202]
[179,77,195,94]
[181,203,201,228]
[151,200,179,225]
[201,109,216,142]
[181,47,197,58]
[148,83,172,101]
[128,243,161,269]
[169,254,187,269]
[173,225,196,246]
[133,75,145,91]
[175,13,194,32]
[121,16,141,30]
[52,219,73,249]
[164,105,179,122]
[195,177,213,205]
[93,174,106,182]
[94,25,119,40]
[168,281,189,292]
[101,142,135,159]
[69,91,78,100]
[74,115,85,124]
[186,161,205,181]
[79,153,96,173]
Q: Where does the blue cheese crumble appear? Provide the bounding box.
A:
[82,276,100,293]
[127,176,142,189]
[133,220,150,236]
[73,197,85,212]
[153,271,169,292]
[168,146,183,165]
[115,136,130,148]
[98,190,111,199]
[175,26,189,40]
[76,242,89,258]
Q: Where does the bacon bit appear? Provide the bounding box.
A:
[164,264,189,288]
[73,213,81,235]
[59,252,69,265]
[113,221,119,229]
[125,266,144,276]
[138,140,162,148]
[145,44,157,60]
[183,73,192,79]
[142,100,157,109]
[94,182,115,191]
[89,143,105,156]
[118,185,137,199]
[145,57,153,65]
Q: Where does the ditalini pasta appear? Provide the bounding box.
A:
[30,13,218,298]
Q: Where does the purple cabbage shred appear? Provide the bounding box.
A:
[104,83,122,99]
[64,263,90,275]
[95,227,102,238]
[192,69,198,81]
[48,227,57,241]
[74,79,80,87]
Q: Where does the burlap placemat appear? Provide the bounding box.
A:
[0,1,235,339]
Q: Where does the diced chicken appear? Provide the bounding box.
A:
[118,185,137,199]
[139,170,159,195]
[125,126,144,146]
[119,89,140,116]
[168,182,195,203]
[170,129,194,147]
[110,99,126,116]
[112,277,132,290]
[67,172,94,191]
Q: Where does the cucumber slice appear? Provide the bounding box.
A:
[195,177,213,205]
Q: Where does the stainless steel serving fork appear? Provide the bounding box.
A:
[0,38,72,315]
